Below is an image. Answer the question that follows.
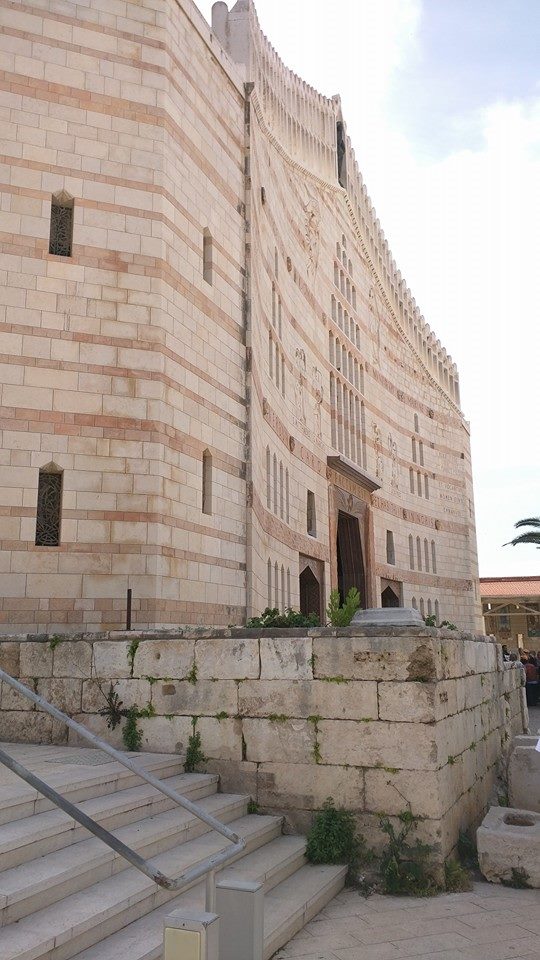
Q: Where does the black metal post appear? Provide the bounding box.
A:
[126,587,132,631]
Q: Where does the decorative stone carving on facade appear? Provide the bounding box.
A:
[312,366,323,442]
[294,348,307,427]
[302,187,320,278]
[372,422,383,480]
[388,433,399,490]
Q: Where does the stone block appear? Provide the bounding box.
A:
[377,682,436,723]
[68,713,124,750]
[196,638,259,680]
[20,641,53,678]
[237,679,377,720]
[257,762,364,812]
[318,719,439,770]
[151,679,238,717]
[509,745,540,813]
[53,641,92,678]
[41,678,83,715]
[242,718,315,764]
[81,678,151,714]
[364,767,443,818]
[197,717,243,761]
[259,636,312,680]
[0,641,20,677]
[0,710,54,744]
[313,636,439,682]
[478,806,540,887]
[138,715,192,755]
[134,639,195,680]
[0,677,34,711]
[93,641,132,679]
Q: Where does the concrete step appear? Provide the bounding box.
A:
[0,813,283,960]
[0,791,249,925]
[263,863,347,960]
[68,836,314,960]
[0,752,186,826]
[0,772,218,871]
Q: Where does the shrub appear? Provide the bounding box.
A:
[306,799,364,879]
[246,607,320,628]
[327,588,360,627]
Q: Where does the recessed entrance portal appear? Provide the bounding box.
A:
[299,567,321,620]
[298,554,324,622]
[336,510,366,607]
[380,578,402,608]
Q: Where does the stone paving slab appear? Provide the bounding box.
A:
[275,883,540,960]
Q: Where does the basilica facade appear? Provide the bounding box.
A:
[0,0,482,632]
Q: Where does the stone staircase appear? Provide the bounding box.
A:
[0,745,346,960]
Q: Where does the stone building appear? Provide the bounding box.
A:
[0,0,482,633]
[482,576,540,650]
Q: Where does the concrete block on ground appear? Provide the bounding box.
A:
[508,745,540,813]
[477,806,540,887]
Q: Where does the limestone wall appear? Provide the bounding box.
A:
[0,625,525,866]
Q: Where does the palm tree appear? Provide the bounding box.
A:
[505,517,540,548]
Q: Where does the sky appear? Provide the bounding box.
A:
[199,0,540,578]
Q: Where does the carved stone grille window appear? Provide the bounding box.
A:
[35,470,63,546]
[49,193,74,257]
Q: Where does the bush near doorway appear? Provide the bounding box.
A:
[326,587,360,627]
[246,608,320,628]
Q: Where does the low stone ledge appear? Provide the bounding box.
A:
[509,745,540,813]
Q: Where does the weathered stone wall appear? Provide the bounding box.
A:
[0,625,525,866]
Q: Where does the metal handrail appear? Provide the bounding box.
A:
[0,668,246,910]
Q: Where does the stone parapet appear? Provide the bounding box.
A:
[0,626,525,867]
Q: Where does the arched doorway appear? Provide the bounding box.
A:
[336,510,366,607]
[299,567,321,620]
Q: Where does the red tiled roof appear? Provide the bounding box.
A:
[480,577,540,598]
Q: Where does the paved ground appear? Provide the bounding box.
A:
[276,883,540,960]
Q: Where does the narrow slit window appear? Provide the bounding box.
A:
[424,538,430,571]
[386,530,395,565]
[266,447,271,509]
[435,599,440,622]
[416,537,422,571]
[35,467,63,546]
[431,540,437,574]
[203,229,213,284]
[267,559,272,607]
[408,534,415,570]
[49,193,74,258]
[420,598,425,618]
[424,474,429,499]
[202,450,212,514]
[306,490,317,537]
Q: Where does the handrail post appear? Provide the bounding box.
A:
[205,869,216,913]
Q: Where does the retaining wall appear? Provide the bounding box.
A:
[0,626,526,866]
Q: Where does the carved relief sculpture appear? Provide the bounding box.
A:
[294,348,307,426]
[373,422,383,480]
[388,433,399,490]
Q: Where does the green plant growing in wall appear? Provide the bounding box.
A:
[184,719,207,773]
[378,810,437,897]
[99,683,128,730]
[127,638,140,677]
[49,634,64,650]
[122,707,143,752]
[326,588,360,627]
[186,661,198,685]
